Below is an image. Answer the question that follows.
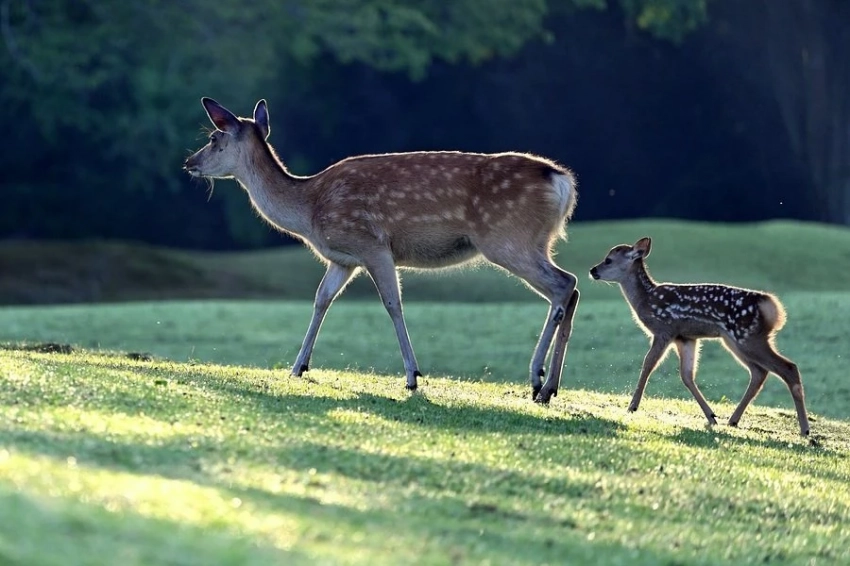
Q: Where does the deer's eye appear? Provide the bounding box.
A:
[604,258,612,265]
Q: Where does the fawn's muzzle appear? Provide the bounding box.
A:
[589,267,600,280]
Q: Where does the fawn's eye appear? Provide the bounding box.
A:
[604,258,612,265]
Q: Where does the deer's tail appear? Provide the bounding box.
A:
[758,293,787,333]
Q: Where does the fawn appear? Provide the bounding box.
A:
[184,98,580,402]
[589,237,809,435]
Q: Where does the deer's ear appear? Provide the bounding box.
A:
[632,237,652,259]
[202,97,240,134]
[253,99,270,139]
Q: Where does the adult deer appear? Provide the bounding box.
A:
[184,98,580,402]
[589,237,809,435]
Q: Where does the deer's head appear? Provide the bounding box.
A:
[184,98,270,180]
[589,237,652,282]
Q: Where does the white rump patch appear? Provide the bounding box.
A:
[551,173,577,219]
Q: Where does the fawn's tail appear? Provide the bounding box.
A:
[758,293,787,333]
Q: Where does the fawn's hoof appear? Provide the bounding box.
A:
[728,420,739,428]
[627,405,638,413]
[292,363,309,377]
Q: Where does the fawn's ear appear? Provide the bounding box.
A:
[201,97,240,134]
[253,99,270,139]
[632,237,652,259]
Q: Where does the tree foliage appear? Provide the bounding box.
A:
[1,0,723,246]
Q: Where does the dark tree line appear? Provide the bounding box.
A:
[0,0,846,249]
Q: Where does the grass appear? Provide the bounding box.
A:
[3,219,850,305]
[1,348,849,565]
[0,291,847,420]
[1,219,850,564]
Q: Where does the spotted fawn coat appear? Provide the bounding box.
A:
[590,237,809,436]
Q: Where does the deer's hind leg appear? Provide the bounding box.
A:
[721,336,769,428]
[675,339,717,425]
[738,338,810,436]
[475,243,578,402]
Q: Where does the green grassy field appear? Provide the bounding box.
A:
[1,220,850,564]
[1,349,849,565]
[4,219,850,305]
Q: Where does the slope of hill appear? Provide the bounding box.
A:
[2,220,849,304]
[0,347,848,565]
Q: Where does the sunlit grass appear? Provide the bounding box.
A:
[4,220,850,305]
[1,219,849,564]
[1,291,848,421]
[1,348,849,565]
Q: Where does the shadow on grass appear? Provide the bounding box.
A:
[0,427,686,566]
[4,347,844,564]
[0,488,298,565]
[663,425,840,456]
[67,356,628,440]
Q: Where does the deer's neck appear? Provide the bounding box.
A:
[235,143,312,237]
[619,261,657,308]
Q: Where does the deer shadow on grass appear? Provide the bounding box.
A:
[5,350,840,564]
[75,356,627,440]
[0,428,692,565]
[1,417,709,566]
[663,423,837,455]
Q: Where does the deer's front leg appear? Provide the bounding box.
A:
[628,336,671,412]
[292,262,358,376]
[675,339,717,425]
[365,253,422,391]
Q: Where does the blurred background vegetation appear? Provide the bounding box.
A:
[0,0,848,249]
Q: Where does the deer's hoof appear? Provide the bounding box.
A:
[292,363,309,377]
[406,371,422,392]
[728,420,739,428]
[534,390,553,405]
[531,384,542,400]
[627,405,638,413]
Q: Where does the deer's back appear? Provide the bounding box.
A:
[305,151,574,268]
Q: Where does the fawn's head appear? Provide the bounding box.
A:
[184,98,270,180]
[590,237,652,282]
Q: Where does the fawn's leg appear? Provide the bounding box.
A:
[741,339,810,436]
[721,336,770,428]
[292,262,359,376]
[674,339,717,425]
[728,363,769,428]
[364,251,422,391]
[628,336,672,412]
